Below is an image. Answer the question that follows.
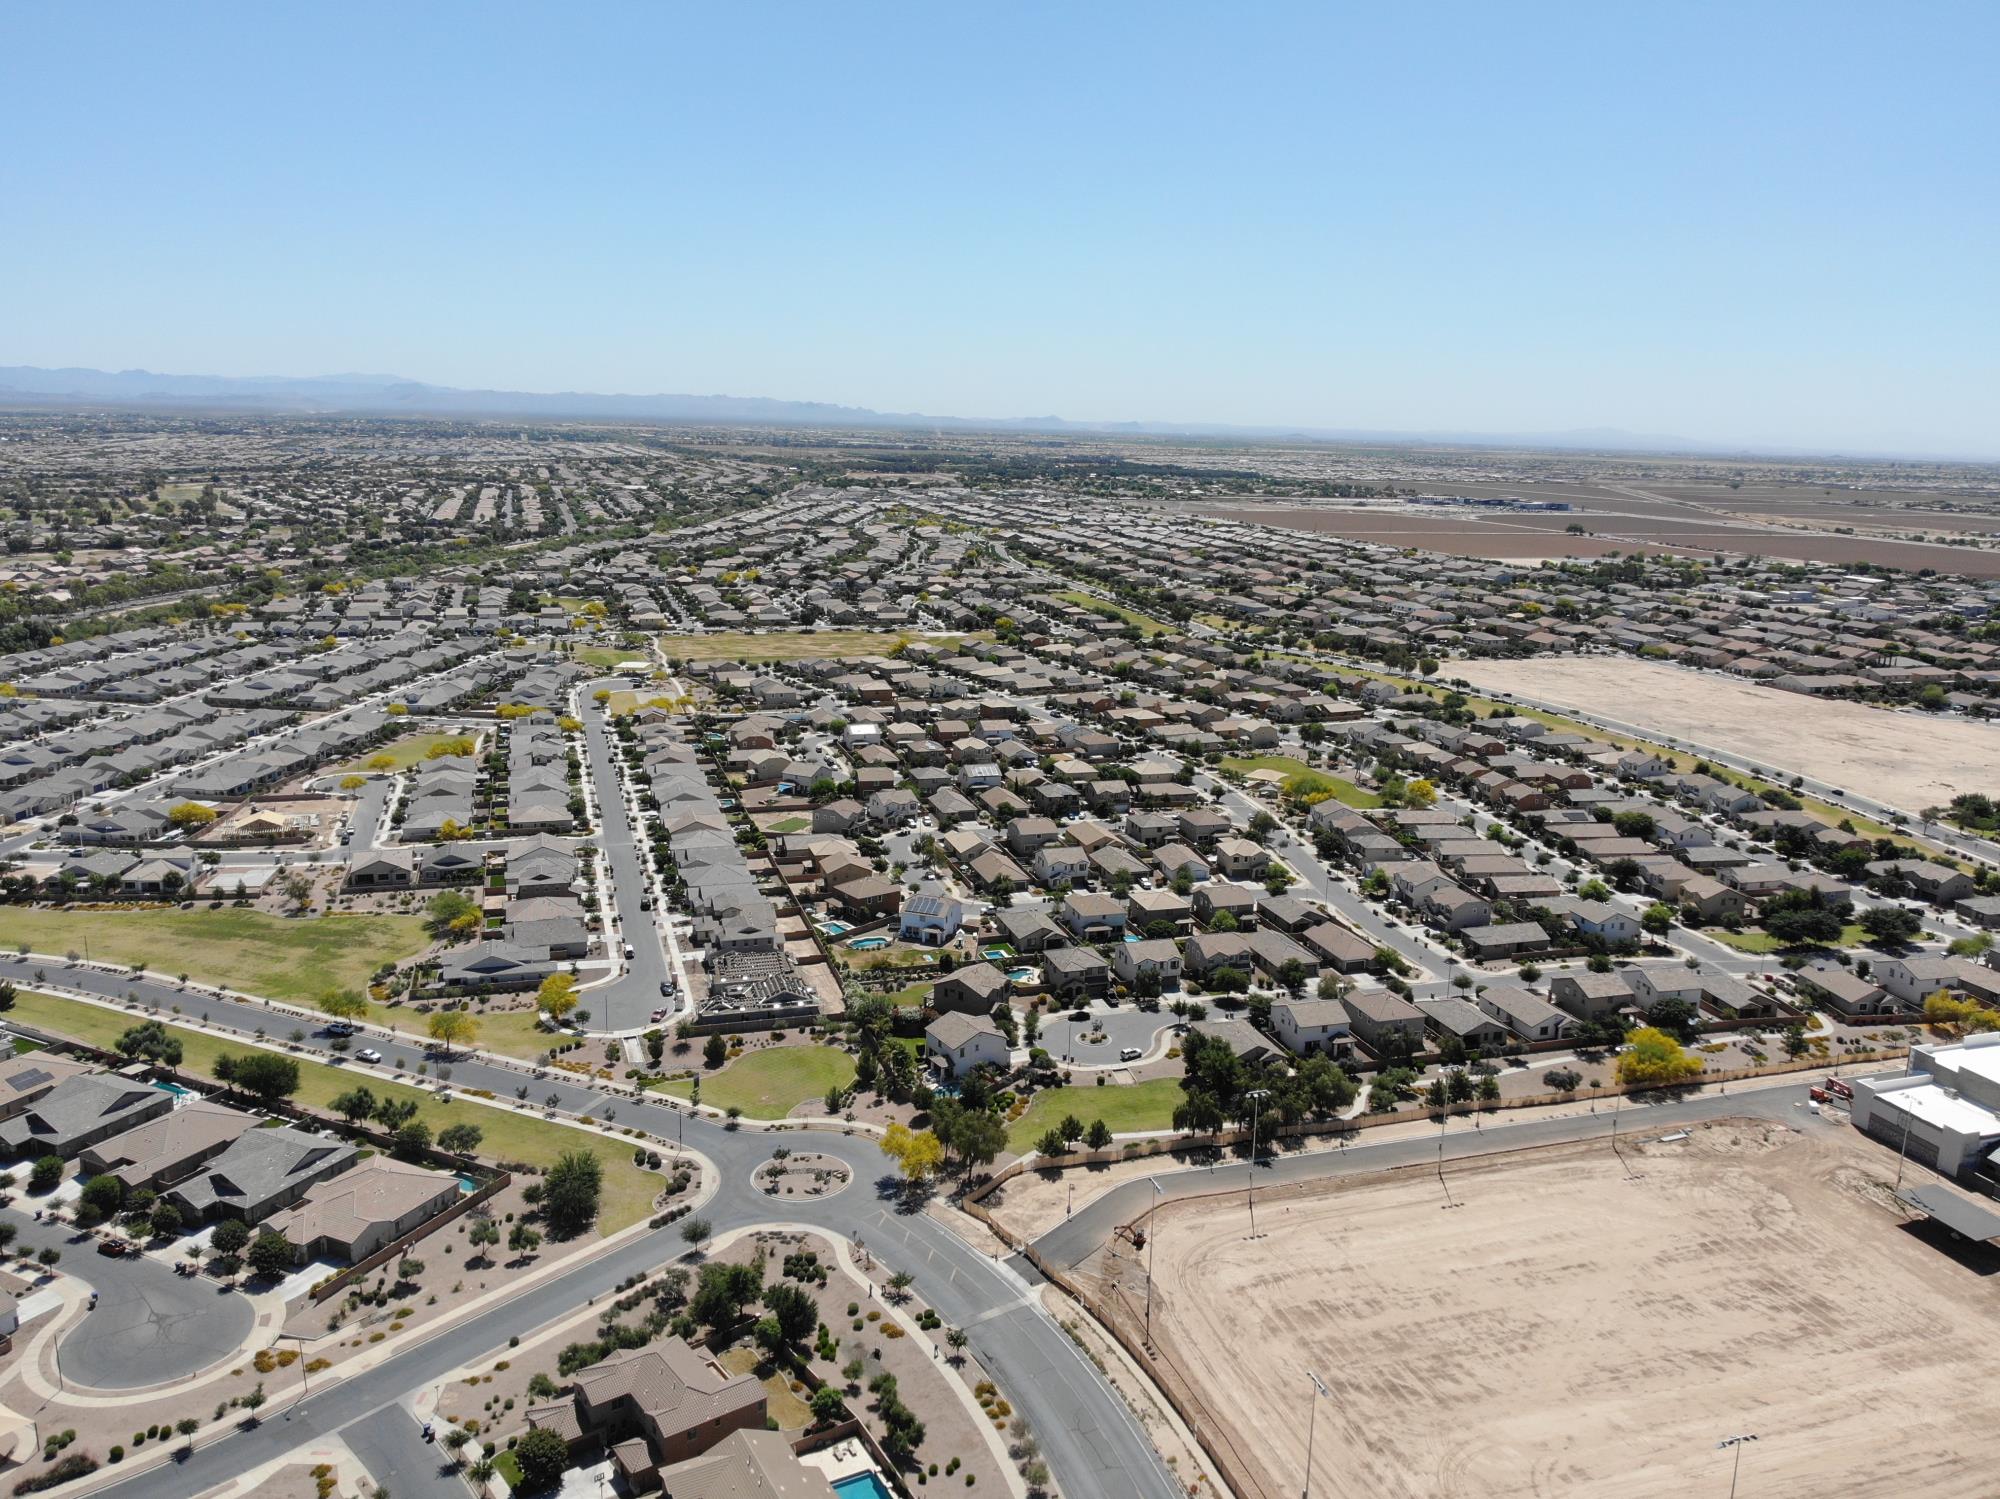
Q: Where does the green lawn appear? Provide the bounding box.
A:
[766,816,810,834]
[0,908,429,1006]
[7,990,658,1233]
[1007,1078,1183,1152]
[657,1045,857,1118]
[1049,590,1176,637]
[1220,755,1381,809]
[659,630,986,665]
[1709,923,1869,954]
[573,643,648,671]
[881,981,935,1008]
[339,731,476,772]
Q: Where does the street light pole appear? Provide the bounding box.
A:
[1144,1178,1163,1348]
[1245,1089,1271,1238]
[1718,1433,1758,1499]
[1302,1370,1331,1498]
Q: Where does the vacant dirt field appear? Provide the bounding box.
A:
[1208,501,2000,577]
[1445,655,2000,811]
[1106,1120,2000,1499]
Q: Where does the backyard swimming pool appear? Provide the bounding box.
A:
[846,936,888,951]
[832,1473,893,1499]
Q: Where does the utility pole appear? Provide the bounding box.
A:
[1717,1433,1758,1499]
[1245,1089,1271,1237]
[1302,1369,1331,1497]
[1437,1107,1458,1208]
[1144,1177,1163,1348]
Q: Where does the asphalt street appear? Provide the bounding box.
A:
[16,956,1185,1499]
[1031,1079,1814,1270]
[0,1210,254,1389]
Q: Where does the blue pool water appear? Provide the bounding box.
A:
[832,1474,893,1499]
[1122,932,1142,942]
[457,1176,479,1195]
[818,921,853,936]
[150,1080,193,1098]
[1006,967,1036,983]
[846,936,888,951]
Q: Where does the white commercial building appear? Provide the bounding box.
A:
[1851,1036,2000,1178]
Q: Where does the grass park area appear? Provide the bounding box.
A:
[659,629,983,665]
[1006,1078,1181,1152]
[1709,922,1870,954]
[656,1044,857,1119]
[5,990,659,1233]
[573,643,649,671]
[0,907,429,1006]
[338,730,475,772]
[1220,754,1382,809]
[1049,590,1176,637]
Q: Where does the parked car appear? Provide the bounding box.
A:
[1119,1046,1144,1062]
[96,1238,128,1257]
[356,1047,384,1064]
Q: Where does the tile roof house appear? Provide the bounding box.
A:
[78,1098,256,1191]
[167,1125,359,1225]
[653,1429,838,1499]
[0,1073,174,1160]
[526,1339,766,1491]
[264,1157,461,1263]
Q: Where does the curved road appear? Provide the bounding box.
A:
[0,1212,255,1389]
[5,956,1182,1499]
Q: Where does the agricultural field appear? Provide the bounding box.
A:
[1446,655,2000,814]
[7,990,659,1233]
[1108,1120,2000,1499]
[659,629,981,664]
[1205,489,2000,578]
[0,908,428,1006]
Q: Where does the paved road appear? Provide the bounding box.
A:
[339,1403,465,1499]
[0,1210,254,1389]
[18,961,1182,1499]
[1033,1080,1815,1269]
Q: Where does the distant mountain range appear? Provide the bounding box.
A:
[0,363,1787,456]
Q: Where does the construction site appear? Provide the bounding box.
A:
[1073,1117,2000,1499]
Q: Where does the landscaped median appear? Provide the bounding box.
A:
[5,989,662,1233]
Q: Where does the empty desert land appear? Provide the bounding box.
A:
[1123,1122,1999,1499]
[1444,655,2000,811]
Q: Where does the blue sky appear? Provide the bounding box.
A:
[3,2,1996,455]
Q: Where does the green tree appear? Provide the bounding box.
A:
[438,1122,483,1157]
[115,1020,183,1069]
[542,1149,603,1238]
[210,1218,250,1255]
[247,1230,295,1279]
[762,1281,819,1347]
[513,1426,571,1493]
[703,1033,728,1069]
[214,1052,299,1105]
[330,1086,377,1128]
[1860,904,1922,946]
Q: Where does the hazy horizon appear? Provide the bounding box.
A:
[4,2,1995,457]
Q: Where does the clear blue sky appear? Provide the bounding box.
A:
[4,2,1996,455]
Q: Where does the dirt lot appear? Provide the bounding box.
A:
[1444,655,2000,811]
[1095,1119,2000,1499]
[1207,500,2000,577]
